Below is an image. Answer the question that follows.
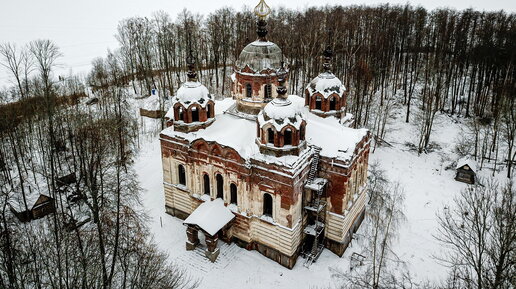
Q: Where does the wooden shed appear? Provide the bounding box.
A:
[10,192,56,222]
[455,158,477,184]
[140,90,165,118]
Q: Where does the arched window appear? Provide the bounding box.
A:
[191,107,199,122]
[230,183,237,205]
[178,107,184,121]
[315,95,322,110]
[329,96,336,110]
[246,83,252,98]
[305,91,310,106]
[264,84,272,100]
[216,174,223,199]
[207,103,214,118]
[263,194,273,217]
[284,128,293,145]
[300,125,306,141]
[203,174,210,195]
[267,128,274,144]
[178,164,186,186]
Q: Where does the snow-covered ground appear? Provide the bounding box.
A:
[133,98,509,288]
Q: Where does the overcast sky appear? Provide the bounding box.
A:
[1,0,514,88]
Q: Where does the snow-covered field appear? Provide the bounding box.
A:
[132,98,509,288]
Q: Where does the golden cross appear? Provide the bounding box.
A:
[254,0,271,19]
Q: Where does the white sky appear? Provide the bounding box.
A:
[0,0,514,88]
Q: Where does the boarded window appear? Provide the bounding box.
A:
[230,183,237,205]
[178,164,186,186]
[264,84,272,99]
[216,174,223,199]
[263,194,273,216]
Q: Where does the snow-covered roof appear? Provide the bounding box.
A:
[141,93,161,111]
[161,96,368,167]
[456,157,477,172]
[306,72,346,98]
[9,189,50,212]
[258,96,305,130]
[183,198,235,236]
[235,40,283,73]
[173,81,212,108]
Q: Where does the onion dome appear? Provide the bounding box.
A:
[166,50,215,132]
[231,0,288,116]
[235,42,283,74]
[305,45,347,118]
[257,63,307,156]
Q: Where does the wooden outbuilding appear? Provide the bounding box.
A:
[455,158,477,184]
[10,193,56,222]
[140,89,165,118]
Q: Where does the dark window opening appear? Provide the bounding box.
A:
[216,174,223,199]
[264,84,272,100]
[329,97,336,110]
[315,96,322,110]
[284,129,292,145]
[203,174,210,195]
[246,83,252,98]
[230,183,237,205]
[178,164,186,186]
[267,128,274,144]
[178,107,184,121]
[263,194,273,217]
[191,107,199,122]
[300,125,306,140]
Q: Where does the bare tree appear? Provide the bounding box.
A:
[0,43,33,100]
[435,179,515,289]
[333,163,408,289]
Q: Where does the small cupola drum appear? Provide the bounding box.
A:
[257,63,307,157]
[305,43,347,118]
[165,50,215,132]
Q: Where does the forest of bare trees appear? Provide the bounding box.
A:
[0,41,196,288]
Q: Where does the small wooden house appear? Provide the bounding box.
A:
[10,193,56,222]
[455,158,477,184]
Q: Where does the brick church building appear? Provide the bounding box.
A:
[160,0,370,268]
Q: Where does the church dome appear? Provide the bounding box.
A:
[174,81,212,108]
[304,45,348,118]
[306,72,346,99]
[236,40,283,73]
[258,96,304,131]
[165,50,216,132]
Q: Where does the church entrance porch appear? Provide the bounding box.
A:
[183,199,234,262]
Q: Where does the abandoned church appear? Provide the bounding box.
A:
[159,0,371,268]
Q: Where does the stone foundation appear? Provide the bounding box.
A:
[165,205,190,220]
[325,207,366,256]
[232,236,298,269]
